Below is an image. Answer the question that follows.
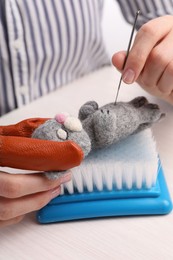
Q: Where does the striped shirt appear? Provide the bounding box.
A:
[117,0,173,29]
[0,0,173,116]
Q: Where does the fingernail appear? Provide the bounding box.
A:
[59,172,71,184]
[51,187,61,199]
[122,69,135,84]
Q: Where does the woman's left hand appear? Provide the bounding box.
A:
[112,15,173,105]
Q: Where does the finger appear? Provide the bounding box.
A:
[122,16,173,84]
[157,60,173,95]
[0,171,71,198]
[112,51,126,72]
[0,136,83,171]
[0,118,48,137]
[0,187,61,221]
[0,215,25,228]
[139,29,173,91]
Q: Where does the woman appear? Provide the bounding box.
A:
[0,0,173,227]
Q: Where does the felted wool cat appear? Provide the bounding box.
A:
[32,96,165,179]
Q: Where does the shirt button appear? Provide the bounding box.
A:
[19,85,28,95]
[12,38,22,50]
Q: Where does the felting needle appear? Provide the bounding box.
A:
[114,10,140,105]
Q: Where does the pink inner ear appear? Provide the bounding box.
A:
[55,113,67,124]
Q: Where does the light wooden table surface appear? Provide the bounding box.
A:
[0,67,173,260]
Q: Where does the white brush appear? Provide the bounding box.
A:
[61,129,159,195]
[38,129,172,223]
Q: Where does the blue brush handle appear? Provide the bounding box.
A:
[37,164,172,223]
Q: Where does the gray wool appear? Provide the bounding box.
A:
[79,96,165,149]
[32,119,91,180]
[32,96,165,179]
[32,119,91,157]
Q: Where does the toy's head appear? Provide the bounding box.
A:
[32,113,91,157]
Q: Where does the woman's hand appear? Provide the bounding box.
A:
[0,171,71,228]
[112,15,173,105]
[0,118,84,227]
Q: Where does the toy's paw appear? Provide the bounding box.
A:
[130,96,165,122]
[130,96,149,107]
[143,103,165,122]
[133,101,165,134]
[44,171,66,180]
[144,103,159,109]
[79,101,98,121]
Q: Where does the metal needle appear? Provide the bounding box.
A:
[114,10,140,105]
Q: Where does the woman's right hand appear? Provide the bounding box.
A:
[112,15,173,105]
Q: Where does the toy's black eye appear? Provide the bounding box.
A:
[107,110,109,114]
[56,129,68,140]
[101,109,103,113]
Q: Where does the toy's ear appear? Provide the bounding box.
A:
[78,101,99,121]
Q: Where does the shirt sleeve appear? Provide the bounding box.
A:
[116,0,173,29]
[0,0,17,116]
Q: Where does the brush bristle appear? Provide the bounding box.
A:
[61,129,158,195]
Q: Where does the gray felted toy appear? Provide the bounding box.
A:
[32,96,165,179]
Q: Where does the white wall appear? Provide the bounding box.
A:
[102,0,133,58]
